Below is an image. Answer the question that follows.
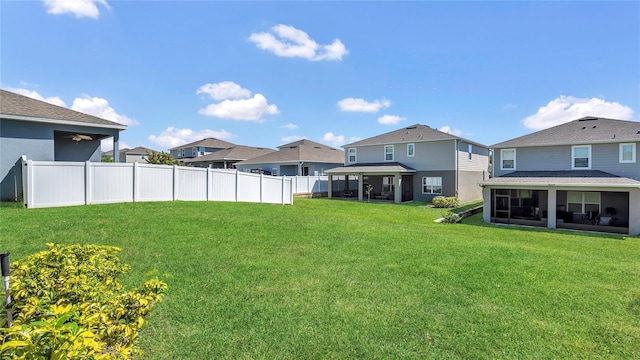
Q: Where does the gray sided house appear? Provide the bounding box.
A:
[327,124,490,203]
[481,116,640,236]
[234,139,344,176]
[118,146,157,163]
[0,89,126,201]
[182,145,276,169]
[170,138,236,160]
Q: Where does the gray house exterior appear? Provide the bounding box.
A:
[480,116,640,236]
[183,145,276,169]
[118,146,157,163]
[0,89,126,201]
[234,139,344,176]
[327,124,490,203]
[170,138,236,160]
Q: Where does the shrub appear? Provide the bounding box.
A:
[441,212,462,224]
[0,243,168,359]
[431,196,461,208]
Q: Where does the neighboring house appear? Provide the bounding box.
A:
[170,138,236,160]
[0,89,126,201]
[182,145,276,169]
[326,124,490,203]
[118,146,157,163]
[480,116,640,236]
[234,139,344,176]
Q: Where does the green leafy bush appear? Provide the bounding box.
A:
[441,213,462,224]
[431,196,461,208]
[0,244,168,359]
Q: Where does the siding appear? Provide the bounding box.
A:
[350,140,456,170]
[457,170,486,203]
[494,143,640,179]
[457,140,490,172]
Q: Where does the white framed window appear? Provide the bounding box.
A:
[272,168,278,176]
[619,143,636,163]
[407,143,415,157]
[567,191,600,214]
[384,145,394,161]
[422,177,442,194]
[468,144,473,160]
[383,176,394,193]
[500,149,516,170]
[572,145,591,169]
[348,148,357,163]
[199,147,205,156]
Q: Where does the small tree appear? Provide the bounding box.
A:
[364,184,374,202]
[101,154,113,163]
[145,151,187,166]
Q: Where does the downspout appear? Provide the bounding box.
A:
[454,139,458,198]
[298,161,304,176]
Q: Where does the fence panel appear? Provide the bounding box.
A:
[237,172,261,202]
[210,170,237,202]
[91,163,134,204]
[29,161,85,208]
[136,164,174,202]
[177,167,207,201]
[263,176,284,203]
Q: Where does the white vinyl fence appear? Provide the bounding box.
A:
[21,159,293,208]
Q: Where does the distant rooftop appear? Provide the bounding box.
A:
[344,124,487,148]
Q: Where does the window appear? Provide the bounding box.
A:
[572,145,591,169]
[620,143,636,163]
[272,168,278,176]
[348,148,357,163]
[199,147,205,156]
[384,145,394,161]
[567,191,600,214]
[468,144,473,160]
[407,143,415,157]
[192,147,197,157]
[383,176,394,193]
[500,149,516,170]
[301,166,309,176]
[180,149,185,157]
[422,177,442,194]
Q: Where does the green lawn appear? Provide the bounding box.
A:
[1,199,638,359]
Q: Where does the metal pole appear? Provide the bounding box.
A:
[1,252,12,327]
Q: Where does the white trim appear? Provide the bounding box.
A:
[571,145,591,170]
[348,148,357,163]
[619,143,636,163]
[422,176,442,194]
[1,113,126,130]
[384,145,394,161]
[479,181,640,189]
[407,143,415,157]
[500,148,516,170]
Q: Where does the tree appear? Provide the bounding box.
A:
[145,151,188,166]
[101,154,113,162]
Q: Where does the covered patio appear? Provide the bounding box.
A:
[326,163,416,204]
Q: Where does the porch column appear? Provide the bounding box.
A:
[113,132,120,162]
[482,187,491,223]
[358,173,363,201]
[547,187,557,229]
[629,188,640,236]
[327,174,333,199]
[394,174,401,203]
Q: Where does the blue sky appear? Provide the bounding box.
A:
[2,1,638,152]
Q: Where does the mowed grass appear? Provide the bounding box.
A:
[1,198,639,359]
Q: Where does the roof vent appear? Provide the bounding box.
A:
[582,126,586,130]
[592,125,597,129]
[406,126,417,130]
[418,133,423,138]
[314,146,321,149]
[637,130,640,134]
[579,116,598,121]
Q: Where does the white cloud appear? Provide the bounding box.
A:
[43,0,109,19]
[71,95,138,126]
[348,136,361,144]
[438,125,464,136]
[249,24,348,62]
[5,87,67,107]
[196,81,251,101]
[100,138,131,152]
[503,104,517,110]
[337,98,391,113]
[378,115,406,125]
[280,135,306,143]
[281,123,298,130]
[199,93,279,122]
[148,127,237,149]
[522,95,634,131]
[322,132,353,147]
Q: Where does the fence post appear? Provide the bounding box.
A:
[85,161,91,205]
[21,156,28,208]
[173,165,178,201]
[133,162,138,202]
[290,178,294,204]
[260,174,264,203]
[235,170,239,202]
[206,168,211,201]
[281,176,285,205]
[307,176,311,193]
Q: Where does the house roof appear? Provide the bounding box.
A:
[236,139,344,165]
[492,117,640,148]
[480,170,640,187]
[169,137,236,150]
[0,89,126,130]
[182,146,276,162]
[326,162,417,174]
[343,124,487,148]
[120,146,156,155]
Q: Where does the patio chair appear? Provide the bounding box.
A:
[582,211,599,225]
